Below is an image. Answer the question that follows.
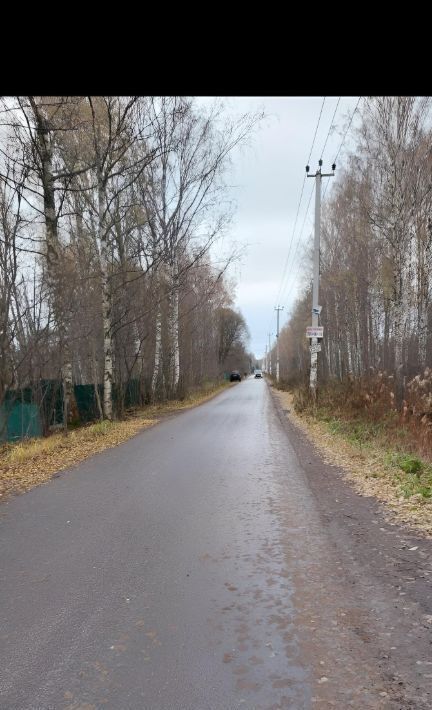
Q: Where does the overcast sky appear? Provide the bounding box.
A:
[203,96,361,360]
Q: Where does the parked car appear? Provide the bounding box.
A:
[230,371,242,382]
[254,369,263,378]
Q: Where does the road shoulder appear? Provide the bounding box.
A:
[267,380,432,708]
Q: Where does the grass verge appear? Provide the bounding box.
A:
[272,386,432,536]
[0,380,230,501]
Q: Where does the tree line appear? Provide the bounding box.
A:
[0,96,258,428]
[274,97,432,407]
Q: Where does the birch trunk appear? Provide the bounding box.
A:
[97,180,113,420]
[393,252,405,408]
[417,231,429,368]
[167,260,180,394]
[92,345,103,421]
[418,307,427,369]
[151,306,162,397]
[383,299,390,371]
[132,321,143,377]
[172,286,180,390]
[29,98,75,430]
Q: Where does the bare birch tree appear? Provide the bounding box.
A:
[142,97,262,397]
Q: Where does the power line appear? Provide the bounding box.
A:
[334,96,362,164]
[307,97,326,165]
[282,183,315,304]
[320,97,341,162]
[263,97,327,357]
[274,174,306,306]
[322,96,362,202]
[271,98,327,321]
[270,97,362,355]
[278,98,341,308]
[280,181,315,306]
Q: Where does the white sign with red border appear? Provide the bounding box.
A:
[306,326,324,338]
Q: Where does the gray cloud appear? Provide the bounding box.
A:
[198,96,360,358]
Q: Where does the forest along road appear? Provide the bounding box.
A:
[1,379,432,710]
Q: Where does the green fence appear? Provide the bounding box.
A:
[0,381,62,443]
[0,379,143,443]
[74,384,104,423]
[0,402,42,442]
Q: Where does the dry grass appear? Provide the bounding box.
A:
[273,388,432,537]
[0,381,230,500]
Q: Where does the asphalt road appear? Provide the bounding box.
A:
[1,378,431,709]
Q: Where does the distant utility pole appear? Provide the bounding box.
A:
[265,344,268,373]
[306,159,335,398]
[275,305,284,382]
[268,333,272,376]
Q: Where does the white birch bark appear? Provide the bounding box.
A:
[168,260,180,392]
[151,306,162,396]
[98,181,113,420]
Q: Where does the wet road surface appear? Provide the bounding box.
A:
[1,378,431,709]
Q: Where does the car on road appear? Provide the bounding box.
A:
[254,369,263,378]
[230,371,242,382]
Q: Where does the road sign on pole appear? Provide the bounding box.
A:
[306,326,324,338]
[309,343,322,354]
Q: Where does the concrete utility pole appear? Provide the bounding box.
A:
[275,305,284,382]
[268,333,272,376]
[306,159,335,398]
[265,344,268,373]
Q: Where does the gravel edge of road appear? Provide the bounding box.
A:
[267,379,432,709]
[267,379,432,608]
